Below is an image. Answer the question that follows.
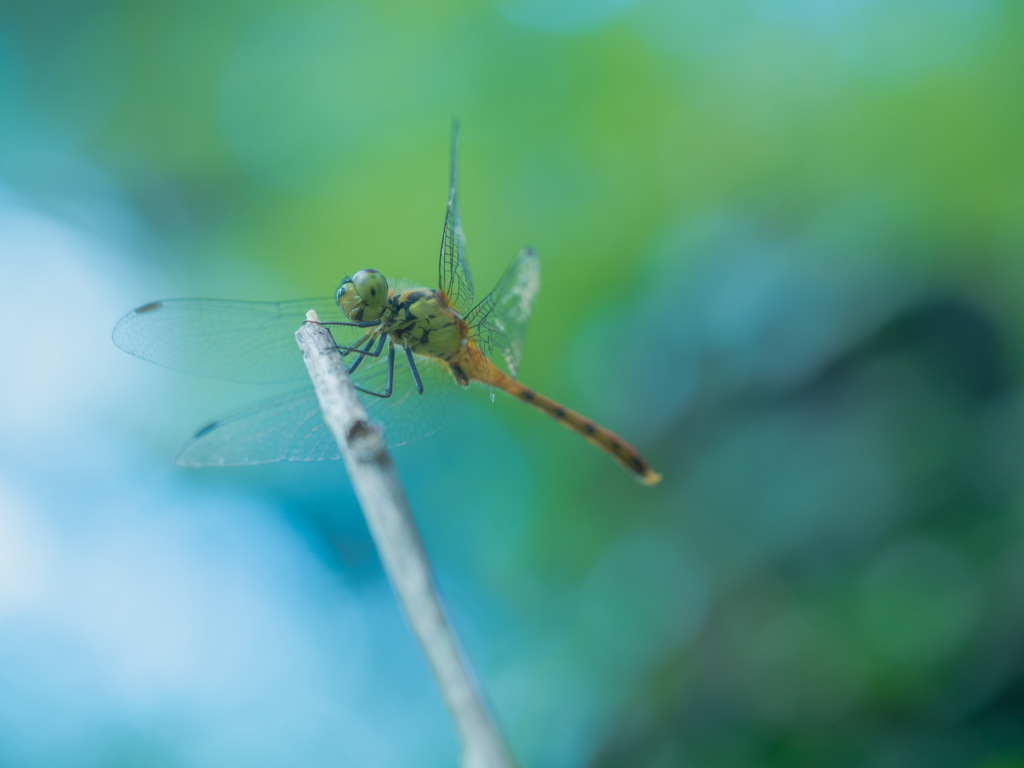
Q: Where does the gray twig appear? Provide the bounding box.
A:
[296,311,516,768]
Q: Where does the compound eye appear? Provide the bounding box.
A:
[352,269,388,308]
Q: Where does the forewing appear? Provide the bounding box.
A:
[464,248,540,379]
[176,347,462,466]
[112,297,363,383]
[438,122,474,315]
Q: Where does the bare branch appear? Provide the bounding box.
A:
[296,311,516,768]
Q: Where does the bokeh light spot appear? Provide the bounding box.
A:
[858,538,983,668]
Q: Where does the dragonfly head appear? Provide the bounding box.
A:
[337,269,389,322]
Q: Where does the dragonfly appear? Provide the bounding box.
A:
[113,125,661,485]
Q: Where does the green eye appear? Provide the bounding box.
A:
[352,269,388,307]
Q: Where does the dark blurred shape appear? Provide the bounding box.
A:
[812,298,1011,404]
[590,290,1024,768]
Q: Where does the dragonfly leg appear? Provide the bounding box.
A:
[337,331,370,358]
[405,347,424,395]
[331,334,385,357]
[311,319,382,328]
[354,339,395,399]
[346,333,387,375]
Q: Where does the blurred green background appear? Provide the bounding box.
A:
[2,0,1024,766]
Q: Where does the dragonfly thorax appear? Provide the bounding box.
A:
[382,289,465,362]
[336,268,388,322]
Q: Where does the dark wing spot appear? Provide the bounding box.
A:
[194,421,219,438]
[136,301,163,314]
[584,423,596,434]
[522,390,535,401]
[555,407,566,418]
[633,456,645,470]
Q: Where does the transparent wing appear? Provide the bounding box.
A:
[176,387,339,466]
[464,248,540,379]
[175,348,462,466]
[112,297,367,384]
[438,121,474,316]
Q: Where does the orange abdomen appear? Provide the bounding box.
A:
[462,353,661,485]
